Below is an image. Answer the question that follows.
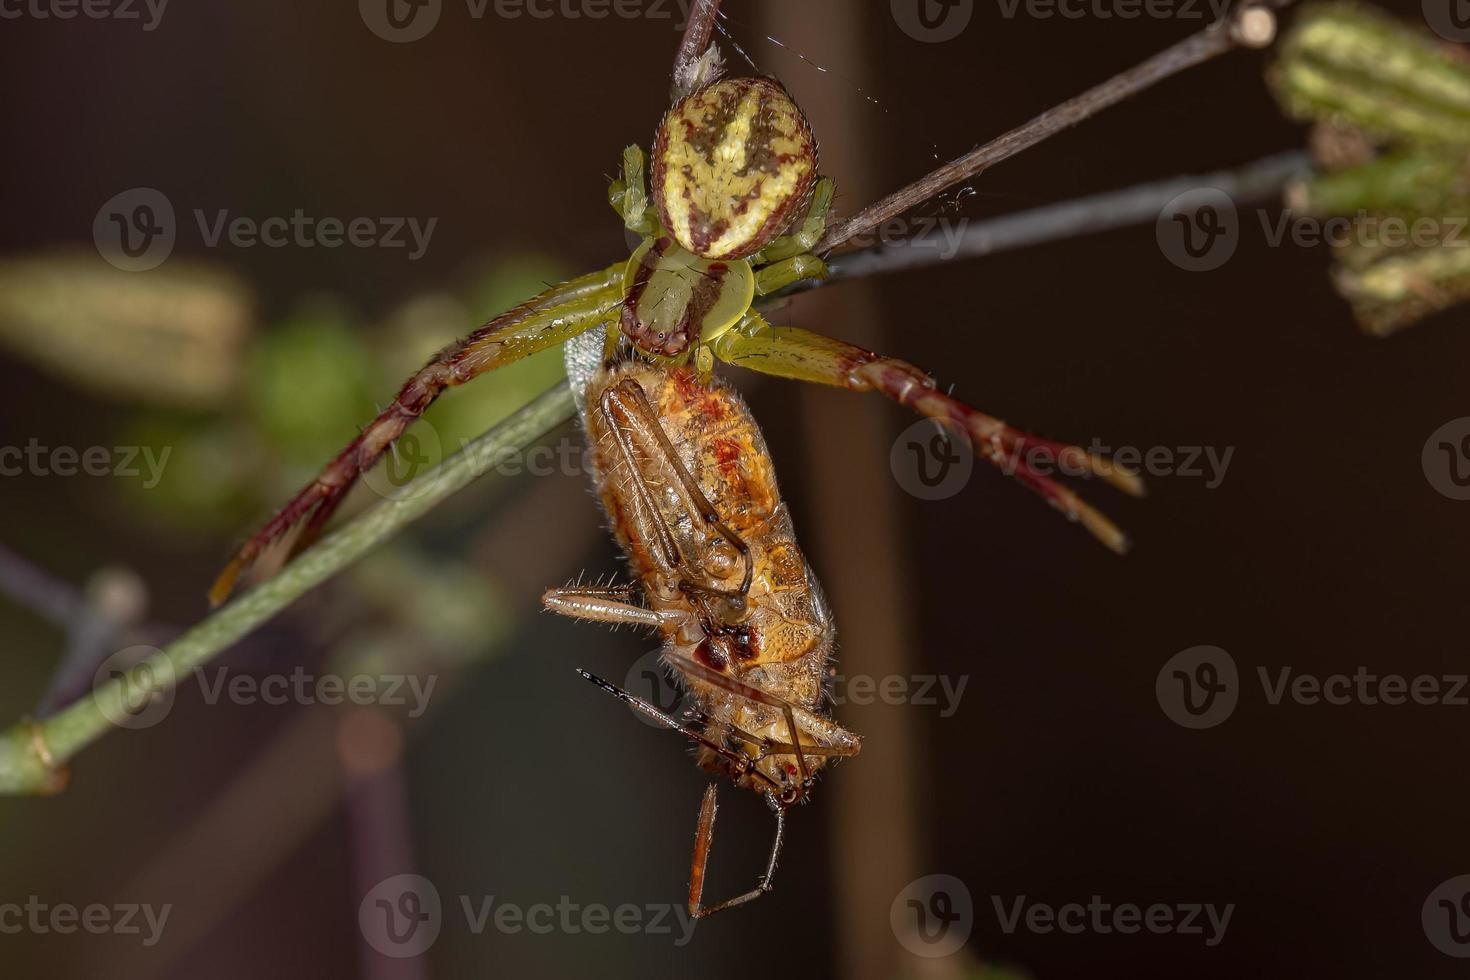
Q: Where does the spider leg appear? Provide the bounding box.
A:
[754,254,828,297]
[609,144,658,237]
[208,264,625,605]
[712,313,1144,554]
[687,783,786,919]
[754,176,835,264]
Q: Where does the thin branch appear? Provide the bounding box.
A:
[777,150,1311,294]
[818,3,1281,252]
[671,0,724,99]
[0,385,576,795]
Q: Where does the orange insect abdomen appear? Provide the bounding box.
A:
[582,362,828,679]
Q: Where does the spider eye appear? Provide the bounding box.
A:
[651,77,819,260]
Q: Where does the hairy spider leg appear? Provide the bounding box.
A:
[208,264,625,605]
[713,314,1145,554]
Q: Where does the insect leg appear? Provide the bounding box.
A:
[575,670,779,792]
[687,783,787,919]
[713,314,1144,554]
[208,264,625,605]
[597,379,754,603]
[542,584,665,629]
[667,653,812,802]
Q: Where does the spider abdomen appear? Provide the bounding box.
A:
[652,76,819,260]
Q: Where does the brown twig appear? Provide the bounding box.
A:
[818,3,1281,252]
[671,0,724,99]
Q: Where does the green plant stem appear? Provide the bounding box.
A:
[0,384,575,795]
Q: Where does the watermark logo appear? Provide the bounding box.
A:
[195,667,437,718]
[1423,0,1470,41]
[359,874,697,948]
[93,645,176,730]
[828,672,969,717]
[0,897,171,947]
[0,0,169,30]
[360,874,443,958]
[890,418,975,501]
[891,874,974,957]
[623,649,686,730]
[993,895,1233,946]
[93,188,438,271]
[1423,418,1470,501]
[891,427,1234,500]
[361,0,692,43]
[1156,188,1238,272]
[891,0,974,41]
[1160,649,1469,727]
[995,0,1230,18]
[1156,645,1238,729]
[360,0,442,42]
[362,420,448,502]
[0,440,172,486]
[94,188,175,272]
[1159,191,1468,272]
[1424,875,1470,957]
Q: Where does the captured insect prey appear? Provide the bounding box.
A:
[552,324,858,916]
[209,42,1141,914]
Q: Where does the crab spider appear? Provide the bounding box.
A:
[210,73,1141,606]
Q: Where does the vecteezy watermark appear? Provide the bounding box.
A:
[93,646,177,731]
[891,422,1234,501]
[195,667,437,718]
[1156,645,1239,729]
[360,424,601,503]
[93,188,437,272]
[995,0,1231,20]
[623,650,685,729]
[1422,0,1470,42]
[890,874,974,957]
[0,897,171,947]
[92,650,438,731]
[828,672,969,717]
[360,874,443,957]
[358,874,697,956]
[0,0,168,30]
[992,895,1234,946]
[620,651,969,729]
[1156,188,1240,272]
[0,440,171,487]
[1157,646,1470,729]
[1423,417,1470,501]
[1424,875,1470,958]
[891,419,976,501]
[1158,187,1470,272]
[891,0,975,42]
[360,0,692,44]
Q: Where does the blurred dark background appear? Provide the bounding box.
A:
[1,0,1466,977]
